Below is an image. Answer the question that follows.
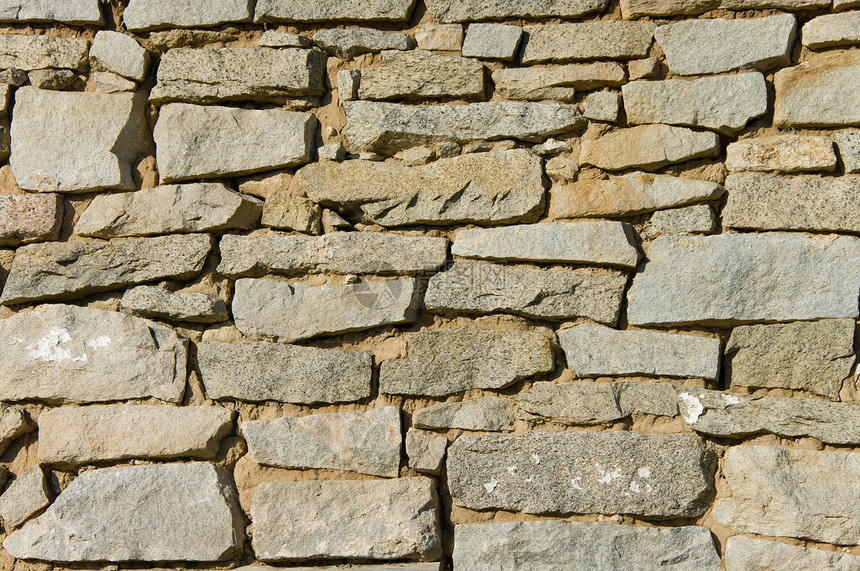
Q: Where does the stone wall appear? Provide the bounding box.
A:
[0,0,856,569]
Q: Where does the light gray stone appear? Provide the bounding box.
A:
[627,233,860,326]
[774,51,860,127]
[425,261,627,324]
[0,467,49,528]
[0,35,88,71]
[453,522,721,571]
[357,50,484,101]
[427,0,609,21]
[123,0,252,30]
[313,28,412,60]
[628,57,660,80]
[258,30,310,48]
[3,463,243,561]
[640,205,716,240]
[254,0,417,22]
[0,0,102,24]
[120,286,228,324]
[835,130,860,173]
[38,405,233,465]
[27,69,77,90]
[337,69,359,104]
[93,71,136,93]
[379,326,554,396]
[725,536,860,571]
[726,135,837,173]
[299,150,545,226]
[656,15,796,76]
[261,192,321,233]
[406,429,447,474]
[414,398,515,431]
[89,31,149,82]
[583,92,620,122]
[623,73,767,134]
[1,234,212,305]
[11,88,150,193]
[803,12,860,49]
[836,0,860,8]
[271,566,439,571]
[154,103,316,182]
[251,479,440,561]
[75,183,261,238]
[491,63,625,101]
[579,125,720,171]
[462,24,522,61]
[447,431,712,516]
[714,446,860,544]
[415,23,463,51]
[242,407,401,477]
[0,193,62,245]
[521,22,655,64]
[198,341,372,404]
[0,406,29,456]
[621,0,827,18]
[149,29,239,50]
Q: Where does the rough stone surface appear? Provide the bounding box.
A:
[447,431,712,516]
[406,429,447,474]
[254,0,417,22]
[242,407,401,477]
[93,71,136,93]
[0,406,29,456]
[803,12,860,48]
[621,0,826,17]
[149,29,239,49]
[583,92,620,122]
[835,129,860,173]
[0,0,102,24]
[725,536,860,570]
[2,463,243,561]
[357,50,484,101]
[462,24,522,61]
[426,0,609,21]
[261,192,321,233]
[640,205,716,239]
[1,234,212,305]
[198,341,372,404]
[0,467,49,528]
[120,286,228,324]
[0,35,88,71]
[521,22,656,64]
[415,23,463,50]
[27,69,78,91]
[492,63,625,101]
[123,0,253,30]
[774,51,860,127]
[258,30,310,48]
[251,479,440,561]
[726,135,837,172]
[414,398,516,431]
[313,28,412,60]
[0,193,61,245]
[379,326,554,396]
[579,125,720,171]
[627,233,860,326]
[90,31,149,82]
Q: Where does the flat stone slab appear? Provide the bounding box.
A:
[453,522,720,570]
[406,429,447,475]
[254,0,416,22]
[0,193,61,245]
[0,35,88,71]
[358,50,484,101]
[252,479,440,561]
[714,446,860,544]
[0,304,186,404]
[299,150,544,226]
[242,407,401,477]
[312,28,412,60]
[803,12,860,49]
[90,31,149,83]
[640,205,716,240]
[426,0,609,21]
[154,103,316,182]
[447,431,712,516]
[198,341,372,404]
[521,22,655,64]
[123,0,253,30]
[379,326,553,396]
[492,63,626,101]
[0,466,49,528]
[120,286,228,324]
[0,0,102,24]
[414,398,516,431]
[1,234,212,305]
[627,233,860,326]
[726,536,860,571]
[621,0,826,17]
[425,261,627,324]
[726,135,836,172]
[579,125,720,171]
[3,463,243,562]
[774,51,860,127]
[461,23,523,61]
[38,405,233,465]
[834,130,860,173]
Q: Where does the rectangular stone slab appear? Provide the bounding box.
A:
[123,0,253,30]
[775,51,860,127]
[313,28,412,60]
[0,193,62,245]
[426,0,608,21]
[802,12,860,48]
[357,50,484,100]
[621,0,826,17]
[726,536,860,571]
[0,466,49,528]
[521,22,655,64]
[254,0,417,22]
[725,135,837,172]
[120,286,228,324]
[492,63,626,101]
[0,0,102,24]
[0,35,89,70]
[447,431,712,516]
[579,125,720,171]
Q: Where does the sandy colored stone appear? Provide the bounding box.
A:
[0,35,88,71]
[462,24,522,61]
[406,429,447,474]
[149,29,239,50]
[725,536,860,571]
[726,135,836,172]
[123,0,252,30]
[415,23,463,50]
[640,205,715,239]
[254,0,417,22]
[579,125,720,171]
[774,51,860,127]
[0,193,61,245]
[492,63,625,101]
[803,12,860,49]
[258,30,310,48]
[835,129,860,173]
[521,22,655,64]
[93,71,136,93]
[261,192,321,233]
[120,286,228,324]
[426,0,608,21]
[313,28,411,60]
[89,31,149,82]
[358,50,484,101]
[621,0,826,17]
[0,466,49,528]
[583,92,619,122]
[0,0,102,24]
[0,406,29,456]
[27,69,77,90]
[628,57,659,80]
[414,398,515,431]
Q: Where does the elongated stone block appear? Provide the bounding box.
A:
[426,0,609,21]
[414,398,516,431]
[726,536,860,571]
[492,63,626,101]
[313,28,412,60]
[774,51,860,127]
[0,0,102,24]
[0,193,62,245]
[0,35,88,71]
[726,135,837,173]
[621,0,826,17]
[255,0,416,22]
[120,286,228,324]
[640,205,716,239]
[802,12,860,49]
[521,22,655,64]
[123,0,253,30]
[579,125,720,171]
[358,50,484,101]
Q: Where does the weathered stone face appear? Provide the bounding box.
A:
[725,135,837,172]
[90,31,149,82]
[492,63,626,101]
[0,35,89,71]
[834,129,860,173]
[426,0,609,21]
[462,24,523,61]
[312,28,412,59]
[621,0,826,17]
[357,50,484,100]
[0,406,29,456]
[774,51,860,127]
[726,536,860,570]
[406,429,447,474]
[0,0,102,24]
[802,12,860,49]
[579,125,720,171]
[123,0,253,30]
[0,193,62,245]
[414,398,516,431]
[0,466,49,528]
[640,205,716,239]
[521,22,656,64]
[254,0,417,22]
[120,286,228,323]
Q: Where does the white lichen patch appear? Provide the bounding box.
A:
[26,327,88,363]
[678,392,704,424]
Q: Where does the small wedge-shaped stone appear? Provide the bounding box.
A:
[621,0,826,18]
[123,0,253,30]
[559,324,720,380]
[379,326,554,396]
[313,28,412,60]
[656,15,796,76]
[0,466,49,528]
[425,261,627,324]
[150,48,326,105]
[714,446,860,544]
[358,50,484,101]
[242,407,401,477]
[426,0,609,21]
[254,0,416,22]
[121,286,228,323]
[803,12,860,49]
[640,205,716,239]
[0,305,186,403]
[3,463,243,562]
[579,125,720,171]
[774,51,860,127]
[0,406,29,456]
[451,221,640,269]
[550,173,723,218]
[1,234,212,305]
[299,150,544,226]
[521,22,655,64]
[218,233,448,277]
[38,405,233,465]
[453,522,721,571]
[198,341,372,404]
[344,100,583,153]
[406,429,447,474]
[76,183,261,238]
[0,35,88,71]
[11,88,150,192]
[627,233,860,326]
[154,103,316,182]
[723,173,860,233]
[492,63,626,101]
[623,73,767,134]
[0,194,61,245]
[726,536,860,571]
[414,398,516,431]
[448,431,712,516]
[726,135,837,173]
[252,479,440,561]
[835,130,860,174]
[90,31,149,83]
[0,0,102,24]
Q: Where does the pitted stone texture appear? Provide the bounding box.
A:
[453,522,721,571]
[725,536,860,570]
[448,431,712,516]
[120,286,228,324]
[627,233,860,326]
[313,28,412,60]
[0,406,29,456]
[0,193,61,245]
[725,319,855,400]
[641,205,716,239]
[623,73,767,134]
[379,326,554,396]
[262,193,321,233]
[38,405,233,465]
[150,48,325,105]
[0,467,49,528]
[123,0,253,30]
[803,12,860,48]
[242,407,401,477]
[550,173,723,218]
[452,221,639,269]
[406,429,447,474]
[415,23,463,50]
[3,463,243,562]
[75,183,261,238]
[414,398,516,431]
[715,446,860,544]
[656,15,796,76]
[198,341,372,404]
[149,29,239,50]
[521,22,655,64]
[462,24,522,61]
[583,92,620,122]
[425,262,627,324]
[218,233,447,278]
[11,88,150,193]
[774,51,860,127]
[426,0,608,21]
[252,479,440,561]
[559,324,720,380]
[89,31,149,82]
[299,150,544,226]
[344,100,584,153]
[358,50,484,101]
[579,125,720,171]
[254,0,416,22]
[0,305,186,404]
[1,234,212,305]
[492,63,626,101]
[726,135,836,172]
[0,1,102,24]
[0,35,88,71]
[835,130,860,173]
[621,0,826,17]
